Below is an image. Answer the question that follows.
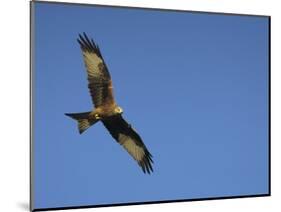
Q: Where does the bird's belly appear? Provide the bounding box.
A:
[90,106,116,119]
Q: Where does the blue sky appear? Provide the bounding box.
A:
[33,2,269,209]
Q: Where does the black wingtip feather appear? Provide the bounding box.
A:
[139,152,154,174]
[83,32,96,49]
[148,153,154,164]
[140,163,146,173]
[77,38,83,47]
[77,32,102,57]
[78,34,91,51]
[145,160,151,174]
[147,157,153,172]
[91,38,96,47]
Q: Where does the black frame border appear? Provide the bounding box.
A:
[30,1,271,211]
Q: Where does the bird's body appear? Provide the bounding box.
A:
[90,103,119,119]
[65,33,153,174]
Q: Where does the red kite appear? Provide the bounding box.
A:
[65,33,153,174]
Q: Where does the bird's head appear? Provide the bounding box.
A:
[114,106,123,114]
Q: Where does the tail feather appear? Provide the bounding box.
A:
[65,112,98,134]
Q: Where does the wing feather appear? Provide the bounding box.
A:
[77,33,114,107]
[102,115,153,174]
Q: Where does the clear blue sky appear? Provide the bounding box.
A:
[33,2,269,209]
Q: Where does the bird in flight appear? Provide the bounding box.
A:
[65,33,153,174]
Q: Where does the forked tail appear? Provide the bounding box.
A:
[65,111,98,134]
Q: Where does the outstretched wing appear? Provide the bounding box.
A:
[77,32,115,107]
[102,115,153,174]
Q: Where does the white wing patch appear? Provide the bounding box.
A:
[118,133,145,163]
[83,52,103,78]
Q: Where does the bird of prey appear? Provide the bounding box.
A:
[65,33,153,174]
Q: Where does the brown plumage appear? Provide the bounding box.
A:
[65,33,153,174]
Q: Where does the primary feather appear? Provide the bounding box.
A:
[77,32,114,107]
[102,115,153,174]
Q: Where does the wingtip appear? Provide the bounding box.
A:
[139,159,154,175]
[65,113,71,117]
[77,34,84,48]
[142,167,153,175]
[77,32,98,53]
[78,33,83,41]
